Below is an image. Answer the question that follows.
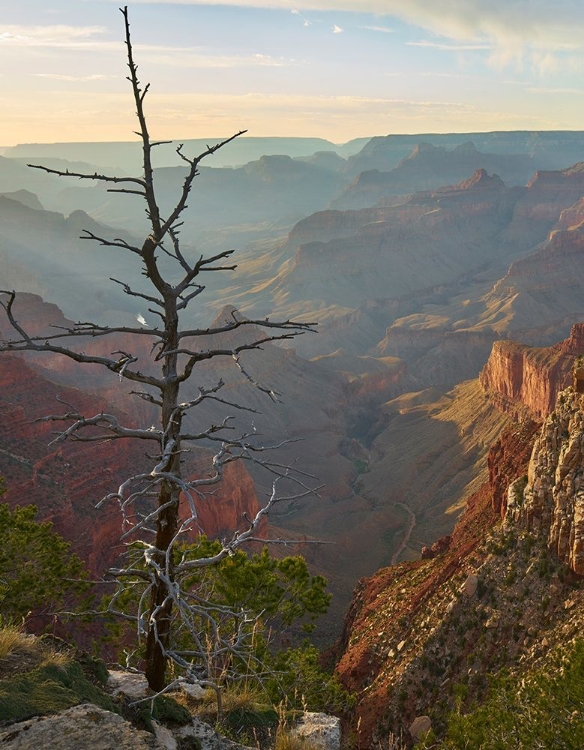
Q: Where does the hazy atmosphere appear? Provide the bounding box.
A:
[2,2,584,749]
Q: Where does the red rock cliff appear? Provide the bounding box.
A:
[0,353,266,574]
[479,323,584,419]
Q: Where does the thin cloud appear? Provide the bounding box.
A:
[0,24,106,47]
[407,40,491,51]
[291,9,312,27]
[143,50,295,68]
[35,73,116,81]
[360,25,394,34]
[332,24,344,34]
[527,86,584,96]
[419,71,482,79]
[0,26,295,69]
[125,1,584,63]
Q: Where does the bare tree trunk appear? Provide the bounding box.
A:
[0,5,318,696]
[146,296,181,690]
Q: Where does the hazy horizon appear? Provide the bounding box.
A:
[1,1,583,146]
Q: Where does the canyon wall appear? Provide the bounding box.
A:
[479,323,584,419]
[0,352,265,575]
[508,387,584,574]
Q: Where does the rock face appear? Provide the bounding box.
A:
[510,387,584,574]
[265,168,522,315]
[344,131,584,178]
[480,324,584,420]
[334,419,540,748]
[0,704,161,750]
[332,142,534,210]
[0,349,265,577]
[0,352,145,574]
[291,712,341,750]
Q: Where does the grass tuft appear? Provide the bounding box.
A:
[0,626,37,661]
[274,728,322,750]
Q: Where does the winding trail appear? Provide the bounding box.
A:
[391,502,416,565]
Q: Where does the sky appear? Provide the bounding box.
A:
[0,0,583,145]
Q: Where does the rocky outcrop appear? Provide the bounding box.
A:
[502,163,584,248]
[286,203,421,248]
[509,386,584,574]
[479,324,584,420]
[334,413,576,747]
[0,702,255,750]
[376,325,498,391]
[555,196,584,230]
[0,704,161,750]
[291,712,341,750]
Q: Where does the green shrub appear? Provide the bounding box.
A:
[267,643,353,713]
[422,639,584,748]
[0,498,89,621]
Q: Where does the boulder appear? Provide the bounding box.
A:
[178,678,206,700]
[461,574,478,597]
[0,704,161,749]
[107,670,150,700]
[409,715,432,743]
[291,712,341,750]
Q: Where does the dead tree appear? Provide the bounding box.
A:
[0,6,316,693]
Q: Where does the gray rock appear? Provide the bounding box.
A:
[0,704,162,749]
[177,678,207,700]
[409,715,432,742]
[107,669,150,700]
[461,574,478,597]
[153,721,178,750]
[291,712,341,750]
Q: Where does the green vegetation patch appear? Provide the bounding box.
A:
[130,694,193,734]
[0,660,117,724]
[222,704,279,735]
[423,639,584,748]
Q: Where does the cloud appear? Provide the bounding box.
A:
[332,24,344,34]
[419,71,482,79]
[35,73,116,81]
[140,49,295,68]
[291,9,312,27]
[0,25,295,69]
[527,86,584,96]
[125,1,584,60]
[360,25,394,34]
[407,40,491,51]
[0,24,107,48]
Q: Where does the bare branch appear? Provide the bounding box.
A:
[35,407,161,444]
[81,230,143,255]
[0,6,325,697]
[27,162,146,188]
[160,131,247,240]
[0,291,163,389]
[233,352,281,402]
[110,277,164,307]
[178,315,316,340]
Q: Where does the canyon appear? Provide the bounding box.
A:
[3,129,584,662]
[335,332,584,745]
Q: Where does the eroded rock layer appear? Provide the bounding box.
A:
[510,387,584,574]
